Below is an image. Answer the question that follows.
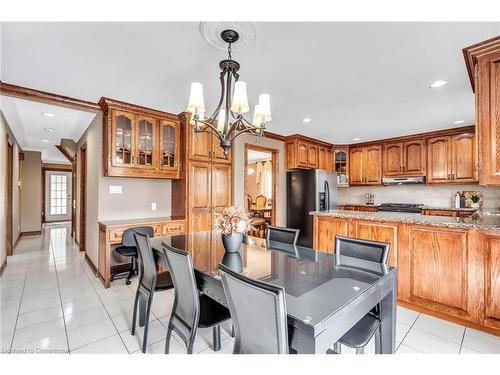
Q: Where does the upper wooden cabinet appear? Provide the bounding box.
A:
[333,147,349,186]
[100,98,180,179]
[463,37,500,185]
[286,136,331,170]
[349,145,382,185]
[427,133,477,184]
[318,145,332,170]
[187,125,232,164]
[383,140,425,176]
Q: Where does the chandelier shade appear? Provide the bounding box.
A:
[186,29,272,157]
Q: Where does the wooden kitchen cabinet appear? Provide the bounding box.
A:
[349,145,382,185]
[383,139,425,176]
[482,231,500,330]
[318,145,332,170]
[427,133,477,184]
[188,125,232,164]
[100,98,181,179]
[333,148,349,186]
[285,135,332,170]
[352,221,398,266]
[463,37,500,185]
[313,216,349,253]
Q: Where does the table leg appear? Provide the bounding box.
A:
[377,274,397,354]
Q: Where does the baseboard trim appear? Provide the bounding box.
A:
[13,233,21,249]
[0,258,7,277]
[84,253,98,276]
[20,230,42,237]
[398,300,500,337]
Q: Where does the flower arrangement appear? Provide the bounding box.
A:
[214,206,254,236]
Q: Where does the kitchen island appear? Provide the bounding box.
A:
[311,209,500,336]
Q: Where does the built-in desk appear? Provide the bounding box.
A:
[97,217,185,288]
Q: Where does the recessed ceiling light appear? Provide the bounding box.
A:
[41,139,50,143]
[44,127,55,133]
[353,138,361,141]
[429,80,448,88]
[302,118,311,123]
[453,120,465,125]
[42,112,55,117]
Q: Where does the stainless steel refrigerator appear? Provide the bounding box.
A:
[286,169,338,247]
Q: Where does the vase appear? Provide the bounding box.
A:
[221,233,244,253]
[471,202,480,208]
[221,252,243,272]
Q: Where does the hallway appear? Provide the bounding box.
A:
[0,223,234,354]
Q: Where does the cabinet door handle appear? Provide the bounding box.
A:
[451,173,455,180]
[447,173,451,180]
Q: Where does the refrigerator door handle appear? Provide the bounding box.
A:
[324,180,330,210]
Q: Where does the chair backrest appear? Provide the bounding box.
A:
[334,235,390,264]
[133,232,158,293]
[246,195,252,208]
[123,226,154,247]
[162,244,200,343]
[219,263,289,354]
[266,225,300,245]
[255,195,267,208]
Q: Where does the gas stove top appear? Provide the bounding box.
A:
[378,203,424,213]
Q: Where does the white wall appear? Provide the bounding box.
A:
[232,134,286,226]
[338,184,500,208]
[20,151,42,233]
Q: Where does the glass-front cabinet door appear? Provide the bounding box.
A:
[334,148,349,186]
[111,110,134,167]
[159,119,179,170]
[136,116,156,168]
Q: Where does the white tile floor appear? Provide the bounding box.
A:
[1,223,499,354]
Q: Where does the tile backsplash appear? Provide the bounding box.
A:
[337,184,500,208]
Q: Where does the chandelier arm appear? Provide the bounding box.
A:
[223,68,232,134]
[193,119,225,142]
[229,127,265,142]
[208,70,227,120]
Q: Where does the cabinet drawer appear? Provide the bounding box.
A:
[422,209,456,217]
[162,221,185,235]
[109,229,126,243]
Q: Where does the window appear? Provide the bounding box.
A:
[50,174,68,215]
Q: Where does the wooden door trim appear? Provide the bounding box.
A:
[5,137,14,256]
[244,143,279,226]
[79,143,87,252]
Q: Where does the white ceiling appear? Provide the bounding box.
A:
[247,149,272,163]
[1,22,500,144]
[0,95,96,163]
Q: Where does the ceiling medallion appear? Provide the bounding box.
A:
[199,22,257,51]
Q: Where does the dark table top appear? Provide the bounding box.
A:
[150,231,396,333]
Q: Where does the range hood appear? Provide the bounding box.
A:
[382,176,425,185]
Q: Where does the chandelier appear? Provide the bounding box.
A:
[186,29,272,157]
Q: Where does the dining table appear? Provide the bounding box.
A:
[148,231,397,354]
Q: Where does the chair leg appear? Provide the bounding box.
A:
[333,342,341,354]
[374,325,382,354]
[187,337,195,354]
[142,299,152,353]
[230,324,235,338]
[131,292,140,335]
[212,325,221,352]
[164,327,172,354]
[125,257,136,285]
[356,347,364,354]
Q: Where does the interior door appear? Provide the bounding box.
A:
[45,171,72,222]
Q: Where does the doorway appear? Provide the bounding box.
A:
[5,138,14,256]
[44,170,72,222]
[79,143,87,252]
[244,144,278,238]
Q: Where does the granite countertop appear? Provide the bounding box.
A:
[421,205,478,212]
[310,209,500,231]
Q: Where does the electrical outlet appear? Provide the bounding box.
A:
[109,185,122,194]
[151,202,157,211]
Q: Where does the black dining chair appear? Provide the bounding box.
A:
[130,232,174,353]
[266,225,300,245]
[330,235,390,354]
[162,244,231,354]
[113,226,154,285]
[219,263,289,354]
